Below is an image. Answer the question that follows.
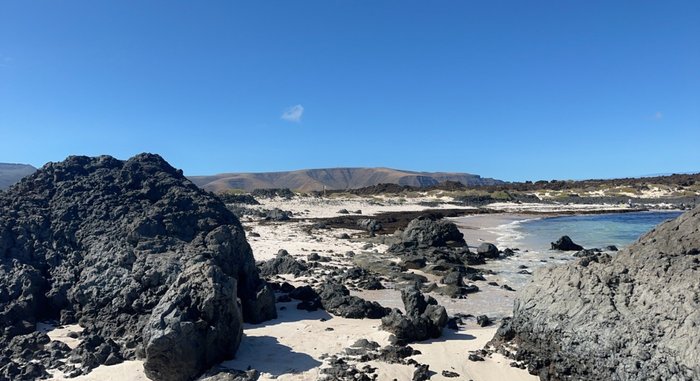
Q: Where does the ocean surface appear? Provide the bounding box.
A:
[504,210,684,251]
[450,210,684,318]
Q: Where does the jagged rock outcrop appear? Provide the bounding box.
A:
[142,263,243,381]
[0,154,275,380]
[258,249,308,277]
[492,206,700,380]
[476,243,499,259]
[318,283,390,319]
[381,287,448,345]
[400,216,466,247]
[550,235,584,251]
[389,217,485,274]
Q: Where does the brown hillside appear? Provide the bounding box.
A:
[188,167,501,192]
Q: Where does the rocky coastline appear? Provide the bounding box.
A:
[0,154,696,381]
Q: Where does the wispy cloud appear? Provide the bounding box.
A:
[653,111,663,120]
[281,104,304,123]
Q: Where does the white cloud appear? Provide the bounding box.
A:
[281,104,304,123]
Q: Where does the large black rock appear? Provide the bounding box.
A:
[492,207,700,380]
[0,154,275,380]
[400,216,466,247]
[318,283,390,319]
[380,287,447,345]
[550,235,584,251]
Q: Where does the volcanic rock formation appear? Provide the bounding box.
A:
[492,206,700,380]
[0,154,275,381]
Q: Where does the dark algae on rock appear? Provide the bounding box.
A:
[491,206,700,380]
[0,154,275,381]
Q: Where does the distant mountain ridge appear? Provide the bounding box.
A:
[189,167,503,192]
[0,163,37,190]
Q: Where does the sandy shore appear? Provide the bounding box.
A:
[48,309,536,381]
[47,197,569,381]
[452,213,539,248]
[219,302,535,381]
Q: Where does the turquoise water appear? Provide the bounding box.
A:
[513,211,683,251]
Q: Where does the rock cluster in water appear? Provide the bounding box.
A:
[492,206,700,380]
[0,154,275,381]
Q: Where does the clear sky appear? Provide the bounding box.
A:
[1,1,698,181]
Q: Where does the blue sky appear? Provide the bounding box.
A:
[1,1,698,181]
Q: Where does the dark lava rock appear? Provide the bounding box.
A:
[400,217,465,247]
[403,256,427,269]
[491,206,700,380]
[276,294,291,303]
[476,315,492,327]
[440,271,464,287]
[468,353,485,362]
[289,285,318,301]
[0,154,275,381]
[296,299,322,312]
[372,345,420,364]
[217,193,260,206]
[67,332,123,373]
[342,267,385,290]
[258,249,308,277]
[307,252,321,261]
[381,287,447,345]
[320,356,375,381]
[477,243,499,259]
[442,370,460,378]
[412,364,431,381]
[337,209,350,214]
[198,368,260,381]
[605,245,619,251]
[357,218,382,233]
[387,217,483,272]
[251,188,294,199]
[318,283,389,319]
[550,235,584,251]
[358,277,384,290]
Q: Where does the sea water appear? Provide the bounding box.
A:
[450,210,684,318]
[508,210,683,251]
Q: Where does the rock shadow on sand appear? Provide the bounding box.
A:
[244,301,333,328]
[423,327,477,344]
[220,335,322,376]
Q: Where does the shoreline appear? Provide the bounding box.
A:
[45,196,681,381]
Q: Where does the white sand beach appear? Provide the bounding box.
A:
[45,197,546,381]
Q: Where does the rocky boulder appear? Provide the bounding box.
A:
[492,207,700,380]
[357,218,382,233]
[258,249,308,277]
[549,235,584,251]
[476,243,499,259]
[400,217,466,247]
[143,263,242,381]
[381,287,448,345]
[318,283,390,319]
[0,154,275,381]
